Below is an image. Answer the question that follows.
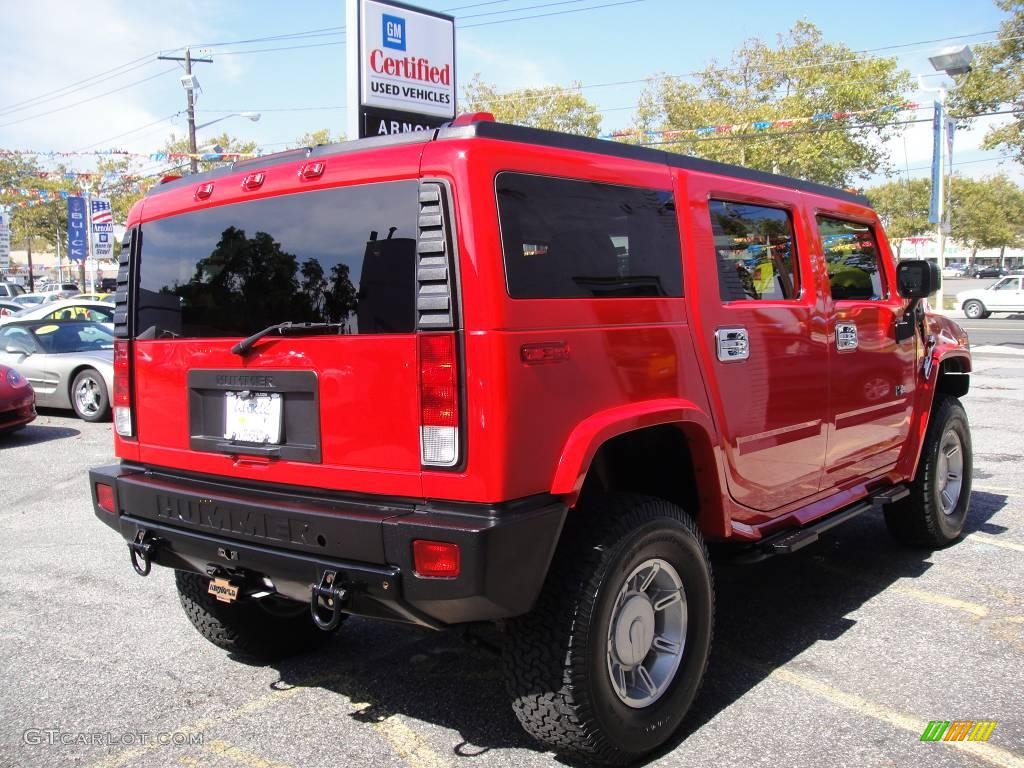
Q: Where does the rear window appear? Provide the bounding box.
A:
[136,181,419,339]
[496,173,682,299]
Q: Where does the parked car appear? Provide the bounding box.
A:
[99,277,118,292]
[957,275,1024,318]
[11,294,47,309]
[0,362,36,434]
[0,300,22,318]
[967,264,1005,279]
[0,298,114,326]
[0,282,26,299]
[77,293,111,302]
[87,115,973,764]
[0,320,113,421]
[942,263,967,278]
[34,283,81,302]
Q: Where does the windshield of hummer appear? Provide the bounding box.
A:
[135,180,419,339]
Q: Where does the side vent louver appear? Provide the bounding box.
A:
[416,182,456,329]
[112,229,133,338]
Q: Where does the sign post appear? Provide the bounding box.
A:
[0,210,11,281]
[347,0,456,139]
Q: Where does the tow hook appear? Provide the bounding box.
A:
[129,529,157,576]
[310,570,348,631]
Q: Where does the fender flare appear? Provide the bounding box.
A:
[550,398,718,500]
[899,344,972,478]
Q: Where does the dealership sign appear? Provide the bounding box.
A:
[347,0,456,138]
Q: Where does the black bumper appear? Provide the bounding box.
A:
[89,464,566,628]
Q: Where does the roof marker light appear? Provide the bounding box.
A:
[243,172,265,190]
[300,161,325,180]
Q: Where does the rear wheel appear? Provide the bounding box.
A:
[71,368,109,422]
[175,571,341,660]
[503,495,713,765]
[962,300,986,320]
[885,396,972,548]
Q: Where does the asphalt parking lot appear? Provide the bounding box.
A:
[1,352,1022,768]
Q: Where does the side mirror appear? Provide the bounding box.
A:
[4,342,32,356]
[897,259,941,299]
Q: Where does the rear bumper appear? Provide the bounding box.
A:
[89,463,566,627]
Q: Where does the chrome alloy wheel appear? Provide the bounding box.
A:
[606,558,687,708]
[74,375,102,416]
[937,429,965,515]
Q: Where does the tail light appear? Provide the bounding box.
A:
[419,333,459,467]
[412,540,460,578]
[95,483,116,514]
[113,339,134,437]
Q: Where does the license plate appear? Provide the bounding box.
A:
[224,391,282,444]
[207,577,239,603]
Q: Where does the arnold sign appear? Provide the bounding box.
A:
[347,0,456,138]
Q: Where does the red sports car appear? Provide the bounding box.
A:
[0,363,35,434]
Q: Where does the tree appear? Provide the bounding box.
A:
[865,178,932,256]
[947,1,1024,164]
[631,22,912,187]
[291,129,345,149]
[161,132,258,174]
[462,75,602,137]
[948,174,1024,261]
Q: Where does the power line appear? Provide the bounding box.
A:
[0,68,180,130]
[458,0,593,20]
[0,56,160,118]
[461,0,647,28]
[75,113,184,152]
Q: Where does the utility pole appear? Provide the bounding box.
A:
[157,49,213,174]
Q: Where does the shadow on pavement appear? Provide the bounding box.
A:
[0,421,80,446]
[253,496,1004,765]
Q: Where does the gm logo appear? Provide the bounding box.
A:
[382,14,406,51]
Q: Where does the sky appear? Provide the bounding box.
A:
[0,0,1017,187]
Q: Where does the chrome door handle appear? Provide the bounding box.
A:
[715,327,749,362]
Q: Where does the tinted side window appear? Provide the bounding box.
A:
[818,216,886,300]
[709,201,798,302]
[496,173,682,299]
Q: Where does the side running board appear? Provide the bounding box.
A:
[737,485,910,563]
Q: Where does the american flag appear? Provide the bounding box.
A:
[91,199,113,225]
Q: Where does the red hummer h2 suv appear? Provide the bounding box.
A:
[90,114,972,764]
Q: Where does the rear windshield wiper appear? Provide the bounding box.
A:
[230,322,345,356]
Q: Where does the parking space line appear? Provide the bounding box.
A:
[967,533,1024,553]
[730,653,1024,768]
[372,715,450,768]
[204,739,291,768]
[87,633,435,768]
[892,585,989,618]
[819,564,994,619]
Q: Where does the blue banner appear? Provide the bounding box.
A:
[67,196,87,261]
[928,100,943,225]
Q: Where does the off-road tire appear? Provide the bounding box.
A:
[962,300,986,320]
[175,571,340,660]
[885,395,972,548]
[503,495,713,765]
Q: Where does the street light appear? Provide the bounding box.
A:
[195,112,262,131]
[921,45,973,313]
[190,112,261,173]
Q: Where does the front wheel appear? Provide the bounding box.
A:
[71,368,110,422]
[962,300,986,320]
[503,496,713,765]
[885,396,972,548]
